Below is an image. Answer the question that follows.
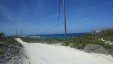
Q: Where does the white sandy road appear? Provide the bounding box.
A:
[15,38,113,64]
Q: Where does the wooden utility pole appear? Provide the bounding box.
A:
[63,0,68,44]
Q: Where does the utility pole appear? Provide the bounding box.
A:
[21,30,23,37]
[16,29,18,37]
[63,0,68,44]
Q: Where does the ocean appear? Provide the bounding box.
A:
[37,33,86,38]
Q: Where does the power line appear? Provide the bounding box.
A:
[58,0,61,24]
[39,0,62,34]
[39,23,62,34]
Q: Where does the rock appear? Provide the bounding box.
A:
[83,44,109,54]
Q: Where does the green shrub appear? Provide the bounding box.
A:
[63,29,113,50]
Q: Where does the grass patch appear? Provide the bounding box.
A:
[0,37,22,54]
[21,37,64,44]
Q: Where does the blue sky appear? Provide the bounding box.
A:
[0,0,113,35]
